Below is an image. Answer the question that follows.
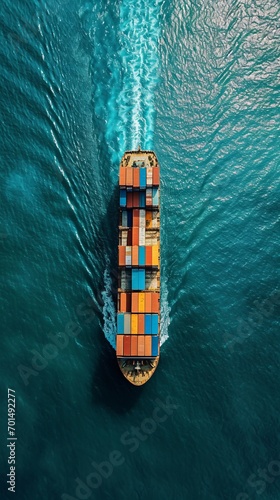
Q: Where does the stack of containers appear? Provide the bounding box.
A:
[117,161,160,358]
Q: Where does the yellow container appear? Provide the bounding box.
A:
[152,245,159,266]
[131,314,138,334]
[138,292,145,312]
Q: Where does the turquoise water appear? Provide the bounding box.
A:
[0,0,280,499]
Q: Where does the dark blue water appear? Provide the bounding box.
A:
[1,0,280,499]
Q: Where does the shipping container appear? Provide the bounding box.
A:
[139,191,145,208]
[140,168,146,189]
[132,246,138,266]
[152,187,159,206]
[132,227,139,246]
[146,211,152,228]
[120,189,126,207]
[133,191,140,207]
[152,167,159,186]
[125,246,132,266]
[147,167,153,187]
[144,335,152,357]
[133,168,140,188]
[127,228,132,246]
[120,293,127,313]
[151,293,160,313]
[127,210,132,228]
[124,313,131,334]
[116,335,124,356]
[133,209,140,227]
[151,314,158,335]
[120,167,126,186]
[138,314,145,334]
[145,314,152,334]
[131,292,138,313]
[131,314,138,334]
[145,246,152,266]
[123,335,131,356]
[144,292,150,313]
[139,209,145,228]
[121,269,131,291]
[126,167,133,186]
[127,191,133,208]
[138,246,145,266]
[152,245,159,267]
[139,292,145,312]
[117,313,124,334]
[132,269,138,290]
[138,269,145,289]
[139,227,145,246]
[137,335,145,356]
[122,211,128,227]
[118,246,125,266]
[152,211,158,228]
[146,188,153,207]
[151,336,158,357]
[131,335,138,356]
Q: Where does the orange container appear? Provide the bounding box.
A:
[119,167,126,186]
[151,293,159,313]
[133,168,140,188]
[132,246,138,266]
[133,192,139,207]
[127,192,133,208]
[116,335,124,356]
[144,336,152,356]
[131,293,138,313]
[120,293,126,312]
[138,314,145,334]
[146,211,152,228]
[137,335,145,356]
[133,209,140,227]
[126,168,133,186]
[152,167,159,186]
[118,246,125,266]
[145,246,152,265]
[123,335,131,356]
[131,314,138,334]
[131,335,138,356]
[138,292,145,313]
[145,292,152,313]
[132,227,139,246]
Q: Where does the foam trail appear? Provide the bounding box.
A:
[102,265,116,349]
[160,280,171,346]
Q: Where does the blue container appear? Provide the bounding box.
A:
[127,210,132,227]
[145,314,152,334]
[151,314,158,335]
[138,269,145,289]
[140,168,146,189]
[132,269,139,290]
[152,336,158,356]
[117,313,124,334]
[120,189,126,207]
[138,246,145,266]
[152,188,159,206]
[139,191,145,207]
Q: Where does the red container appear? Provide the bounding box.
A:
[132,227,139,246]
[131,293,139,313]
[152,167,159,186]
[123,335,131,356]
[145,292,152,313]
[118,246,125,266]
[119,167,126,186]
[132,246,138,266]
[127,228,132,246]
[145,246,152,265]
[137,335,145,356]
[151,293,159,313]
[133,209,140,227]
[116,335,124,356]
[133,192,140,207]
[131,335,138,356]
[138,314,145,334]
[144,336,152,356]
[126,168,133,186]
[133,168,140,188]
[127,192,133,208]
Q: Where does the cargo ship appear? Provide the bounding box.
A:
[116,148,160,385]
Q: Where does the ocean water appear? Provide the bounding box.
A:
[0,0,280,499]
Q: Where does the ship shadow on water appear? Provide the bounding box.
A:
[90,180,144,414]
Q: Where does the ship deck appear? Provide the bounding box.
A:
[117,357,159,386]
